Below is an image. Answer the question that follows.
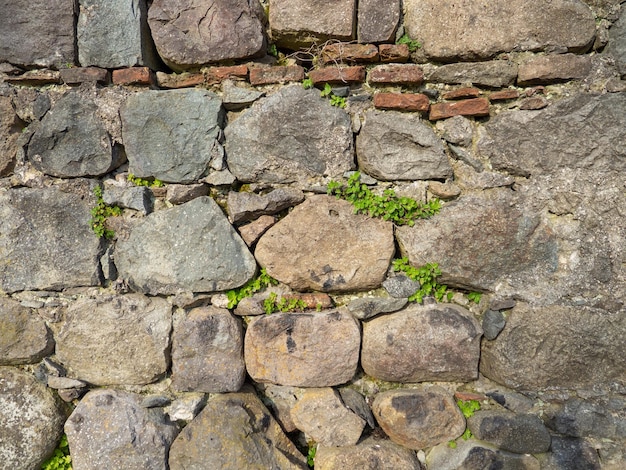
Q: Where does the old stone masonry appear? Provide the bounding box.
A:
[1,0,626,469]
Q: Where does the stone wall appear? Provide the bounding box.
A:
[1,0,625,469]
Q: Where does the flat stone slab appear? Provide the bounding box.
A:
[0,297,52,365]
[428,60,518,88]
[517,53,592,85]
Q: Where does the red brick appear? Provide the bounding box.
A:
[489,89,520,101]
[204,65,248,84]
[60,67,109,85]
[112,67,154,86]
[249,65,305,85]
[454,391,488,402]
[309,66,366,85]
[379,44,410,63]
[156,71,205,89]
[442,87,481,100]
[373,92,430,112]
[321,43,379,64]
[368,64,424,86]
[429,98,490,120]
[5,69,61,85]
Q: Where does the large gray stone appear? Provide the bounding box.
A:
[357,0,401,43]
[540,437,602,470]
[0,298,52,365]
[0,187,101,294]
[427,60,518,88]
[426,439,541,470]
[480,303,626,392]
[78,0,160,68]
[115,197,256,295]
[121,89,224,183]
[245,310,361,387]
[0,0,75,68]
[227,187,305,224]
[0,95,20,176]
[168,388,307,469]
[27,92,123,177]
[607,6,626,77]
[356,109,452,181]
[551,398,626,439]
[404,0,595,61]
[65,389,179,470]
[0,367,67,470]
[171,306,245,393]
[55,294,172,386]
[255,195,395,292]
[225,85,354,184]
[148,0,266,72]
[362,303,482,382]
[478,93,626,177]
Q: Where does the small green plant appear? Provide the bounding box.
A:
[320,83,333,97]
[392,258,452,303]
[263,292,308,315]
[327,172,442,226]
[302,77,314,89]
[396,34,421,52]
[467,291,482,304]
[457,399,481,440]
[226,268,279,309]
[90,186,122,239]
[307,443,317,468]
[448,440,457,449]
[41,434,72,470]
[127,173,164,188]
[268,43,278,57]
[319,83,347,108]
[315,302,323,312]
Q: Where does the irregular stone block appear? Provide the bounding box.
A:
[519,96,549,110]
[4,69,61,85]
[12,88,51,123]
[357,109,451,181]
[482,310,506,340]
[0,298,52,365]
[426,439,541,470]
[255,195,394,292]
[427,61,518,88]
[316,436,422,470]
[358,0,400,43]
[65,389,179,470]
[0,95,20,176]
[368,64,424,85]
[607,7,626,77]
[347,297,407,320]
[541,437,602,470]
[0,187,101,293]
[442,87,481,100]
[249,65,305,85]
[373,92,430,112]
[551,398,626,439]
[148,0,266,72]
[171,306,245,393]
[245,310,361,387]
[225,86,354,184]
[165,183,209,205]
[437,115,473,146]
[56,294,172,386]
[321,43,379,64]
[238,215,276,247]
[205,64,249,84]
[121,89,224,183]
[60,66,110,85]
[404,0,596,61]
[156,71,204,89]
[103,185,153,214]
[429,97,490,120]
[116,197,256,295]
[227,188,305,224]
[518,53,592,85]
[489,89,520,101]
[221,80,265,110]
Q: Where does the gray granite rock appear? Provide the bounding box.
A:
[607,6,626,77]
[227,187,305,224]
[347,296,408,320]
[357,0,401,43]
[427,60,518,88]
[116,197,256,295]
[437,115,473,146]
[540,436,601,470]
[103,185,153,214]
[222,80,265,110]
[427,439,541,470]
[550,398,626,439]
[0,297,52,365]
[383,274,421,298]
[482,310,506,340]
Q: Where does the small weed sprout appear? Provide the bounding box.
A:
[467,291,482,304]
[41,434,72,470]
[263,292,308,315]
[226,268,279,309]
[318,83,347,108]
[268,43,278,57]
[127,173,164,188]
[457,399,481,440]
[392,258,452,303]
[396,34,421,52]
[90,186,122,239]
[307,443,317,468]
[302,77,314,89]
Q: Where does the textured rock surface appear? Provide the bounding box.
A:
[607,7,626,76]
[227,187,305,224]
[347,296,408,320]
[0,187,101,293]
[255,195,394,292]
[356,109,452,181]
[168,388,307,469]
[550,397,626,439]
[357,0,400,43]
[427,439,541,470]
[121,89,224,183]
[116,197,256,295]
[245,310,361,387]
[428,61,519,88]
[362,303,482,382]
[540,436,602,470]
[0,95,20,176]
[517,53,592,85]
[148,0,266,71]
[0,367,66,470]
[65,389,179,470]
[55,294,171,386]
[0,297,52,365]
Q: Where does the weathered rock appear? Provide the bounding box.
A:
[225,85,354,184]
[60,66,110,85]
[0,0,75,68]
[65,389,179,470]
[0,95,20,175]
[116,197,256,295]
[0,367,66,470]
[339,388,376,428]
[148,0,266,71]
[270,0,355,49]
[168,388,308,469]
[103,185,153,214]
[482,310,506,340]
[27,92,123,177]
[309,65,366,84]
[171,306,245,393]
[255,195,394,292]
[607,7,626,77]
[12,88,51,123]
[165,183,209,205]
[437,115,473,146]
[347,297,408,320]
[383,274,421,298]
[372,387,466,450]
[227,187,305,224]
[429,98,490,120]
[362,303,482,382]
[357,0,400,43]
[379,44,410,63]
[373,92,430,112]
[468,410,551,454]
[356,109,451,181]
[238,215,276,247]
[121,89,224,183]
[315,436,422,470]
[255,383,302,432]
[427,60,519,88]
[517,53,592,85]
[0,297,52,365]
[245,310,361,387]
[46,377,87,390]
[480,303,626,392]
[291,388,366,446]
[77,0,159,68]
[222,80,264,110]
[0,187,101,293]
[551,398,626,439]
[478,93,626,177]
[368,64,424,85]
[321,43,380,64]
[427,439,541,470]
[540,437,601,470]
[55,294,171,386]
[165,394,205,422]
[112,66,154,86]
[249,65,306,85]
[404,0,596,61]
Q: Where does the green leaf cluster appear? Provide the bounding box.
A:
[90,186,122,239]
[307,444,317,468]
[392,258,452,303]
[327,172,441,226]
[302,77,314,89]
[467,291,482,304]
[321,83,346,108]
[396,34,421,52]
[263,292,307,315]
[457,399,481,440]
[226,268,279,309]
[41,434,72,470]
[127,173,164,188]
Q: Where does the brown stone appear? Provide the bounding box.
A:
[442,87,481,100]
[5,69,61,85]
[321,43,379,64]
[308,66,366,85]
[238,215,276,247]
[204,64,248,84]
[281,293,334,310]
[357,0,401,44]
[368,64,424,85]
[373,92,430,112]
[60,67,109,85]
[156,71,205,89]
[489,89,520,101]
[249,65,305,85]
[112,67,154,86]
[519,96,549,110]
[0,96,20,176]
[429,98,490,120]
[517,53,592,85]
[378,44,410,63]
[454,391,488,402]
